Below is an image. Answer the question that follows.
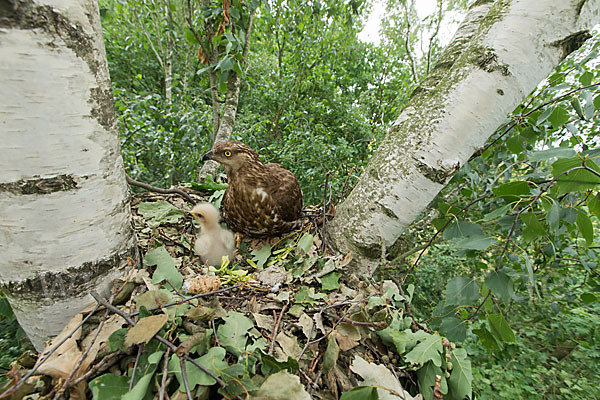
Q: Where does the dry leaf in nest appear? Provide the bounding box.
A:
[340,251,352,267]
[35,314,84,379]
[252,313,275,330]
[124,313,169,347]
[135,290,171,310]
[275,332,301,360]
[334,323,361,351]
[183,275,221,295]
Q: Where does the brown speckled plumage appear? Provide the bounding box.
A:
[202,141,303,236]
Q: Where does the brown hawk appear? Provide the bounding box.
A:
[202,141,303,236]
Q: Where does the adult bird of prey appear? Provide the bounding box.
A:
[190,203,235,265]
[202,141,303,236]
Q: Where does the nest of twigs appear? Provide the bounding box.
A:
[1,189,439,400]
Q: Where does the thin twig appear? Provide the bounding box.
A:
[322,312,386,328]
[268,303,287,355]
[401,194,492,284]
[126,174,196,204]
[184,357,228,390]
[90,291,228,390]
[129,345,143,391]
[180,357,193,400]
[56,314,107,398]
[69,350,126,387]
[298,296,374,360]
[339,166,355,199]
[471,83,599,160]
[164,279,186,299]
[158,348,171,400]
[496,164,599,269]
[321,171,331,252]
[0,304,100,399]
[130,283,243,317]
[389,237,443,265]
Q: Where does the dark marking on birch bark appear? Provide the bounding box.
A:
[575,0,587,18]
[471,0,494,7]
[471,47,510,76]
[90,86,117,130]
[415,160,460,184]
[551,31,592,61]
[0,240,138,301]
[377,201,399,220]
[0,0,117,131]
[0,174,79,195]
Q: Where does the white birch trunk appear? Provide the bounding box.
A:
[0,0,138,350]
[326,0,600,276]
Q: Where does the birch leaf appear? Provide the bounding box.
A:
[124,313,168,347]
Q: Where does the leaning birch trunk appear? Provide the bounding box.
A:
[326,0,600,276]
[0,0,138,350]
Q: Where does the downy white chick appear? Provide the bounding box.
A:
[190,203,235,265]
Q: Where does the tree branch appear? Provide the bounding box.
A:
[125,174,196,204]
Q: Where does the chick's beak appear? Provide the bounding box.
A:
[190,211,201,221]
[202,150,214,162]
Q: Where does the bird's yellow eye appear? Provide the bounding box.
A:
[224,151,232,157]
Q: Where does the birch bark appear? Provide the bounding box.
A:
[326,0,600,276]
[0,0,138,350]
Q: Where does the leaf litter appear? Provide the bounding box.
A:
[1,191,471,400]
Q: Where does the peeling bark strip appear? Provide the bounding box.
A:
[0,174,78,195]
[414,160,460,185]
[0,242,137,301]
[470,46,511,76]
[326,0,600,275]
[0,0,116,131]
[552,31,593,59]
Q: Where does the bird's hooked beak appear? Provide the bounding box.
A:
[190,211,201,221]
[202,150,214,162]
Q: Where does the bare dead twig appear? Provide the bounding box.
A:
[130,283,243,317]
[158,347,171,400]
[268,303,288,355]
[322,312,386,329]
[0,304,101,399]
[130,345,143,391]
[164,279,186,299]
[55,313,107,399]
[69,350,127,387]
[126,174,196,204]
[180,357,193,400]
[89,292,229,392]
[321,171,331,252]
[298,296,374,361]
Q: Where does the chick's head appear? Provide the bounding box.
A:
[190,203,220,228]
